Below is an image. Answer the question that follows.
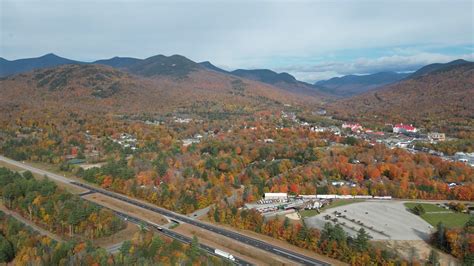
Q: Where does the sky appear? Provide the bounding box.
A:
[1,0,473,82]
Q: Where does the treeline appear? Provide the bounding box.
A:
[208,205,405,265]
[0,167,124,239]
[0,211,226,265]
[0,211,110,265]
[432,218,474,264]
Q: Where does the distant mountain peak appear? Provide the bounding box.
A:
[0,53,79,77]
[42,53,60,57]
[409,59,473,78]
[231,68,298,84]
[125,54,201,78]
[315,71,409,97]
[199,61,229,74]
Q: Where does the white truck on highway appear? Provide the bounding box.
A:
[214,249,235,261]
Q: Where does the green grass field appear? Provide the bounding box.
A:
[404,202,446,212]
[322,199,365,211]
[299,209,319,218]
[404,202,471,228]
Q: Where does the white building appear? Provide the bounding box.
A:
[393,123,417,133]
[264,193,288,201]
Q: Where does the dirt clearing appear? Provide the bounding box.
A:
[174,223,295,265]
[92,222,140,248]
[377,240,459,266]
[83,193,168,225]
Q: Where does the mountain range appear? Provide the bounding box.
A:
[0,56,319,120]
[1,53,472,134]
[0,53,472,99]
[315,71,409,96]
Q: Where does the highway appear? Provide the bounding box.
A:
[111,211,252,265]
[0,155,330,266]
[71,181,330,265]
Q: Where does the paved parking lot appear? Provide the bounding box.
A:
[305,201,433,240]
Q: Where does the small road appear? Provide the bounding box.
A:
[187,205,212,219]
[0,204,63,243]
[0,155,331,266]
[106,242,124,254]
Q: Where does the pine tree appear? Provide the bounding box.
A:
[0,235,14,263]
[354,228,371,251]
[427,249,440,266]
[435,222,447,250]
[187,235,201,261]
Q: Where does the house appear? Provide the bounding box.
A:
[329,126,341,135]
[396,141,411,148]
[393,123,417,133]
[182,138,200,147]
[331,181,346,186]
[342,122,363,132]
[310,126,327,132]
[314,109,327,115]
[428,132,446,142]
[174,117,192,123]
[448,183,458,189]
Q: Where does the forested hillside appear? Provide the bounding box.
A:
[0,64,319,121]
[327,63,474,136]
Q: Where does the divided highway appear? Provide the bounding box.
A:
[0,155,330,266]
[73,181,330,265]
[111,210,251,265]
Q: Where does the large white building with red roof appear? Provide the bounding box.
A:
[393,123,417,133]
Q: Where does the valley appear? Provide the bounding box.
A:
[1,7,473,263]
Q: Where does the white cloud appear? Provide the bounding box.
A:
[283,52,474,82]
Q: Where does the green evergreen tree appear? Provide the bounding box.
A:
[353,228,372,251]
[427,249,440,266]
[187,235,201,261]
[0,235,14,263]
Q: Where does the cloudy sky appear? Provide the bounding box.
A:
[1,0,473,82]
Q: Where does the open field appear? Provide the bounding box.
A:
[377,240,459,265]
[404,203,471,228]
[404,202,448,212]
[305,201,433,240]
[320,199,366,211]
[299,209,319,218]
[83,193,169,225]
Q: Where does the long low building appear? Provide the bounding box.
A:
[264,192,288,201]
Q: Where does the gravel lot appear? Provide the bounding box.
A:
[305,201,434,240]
